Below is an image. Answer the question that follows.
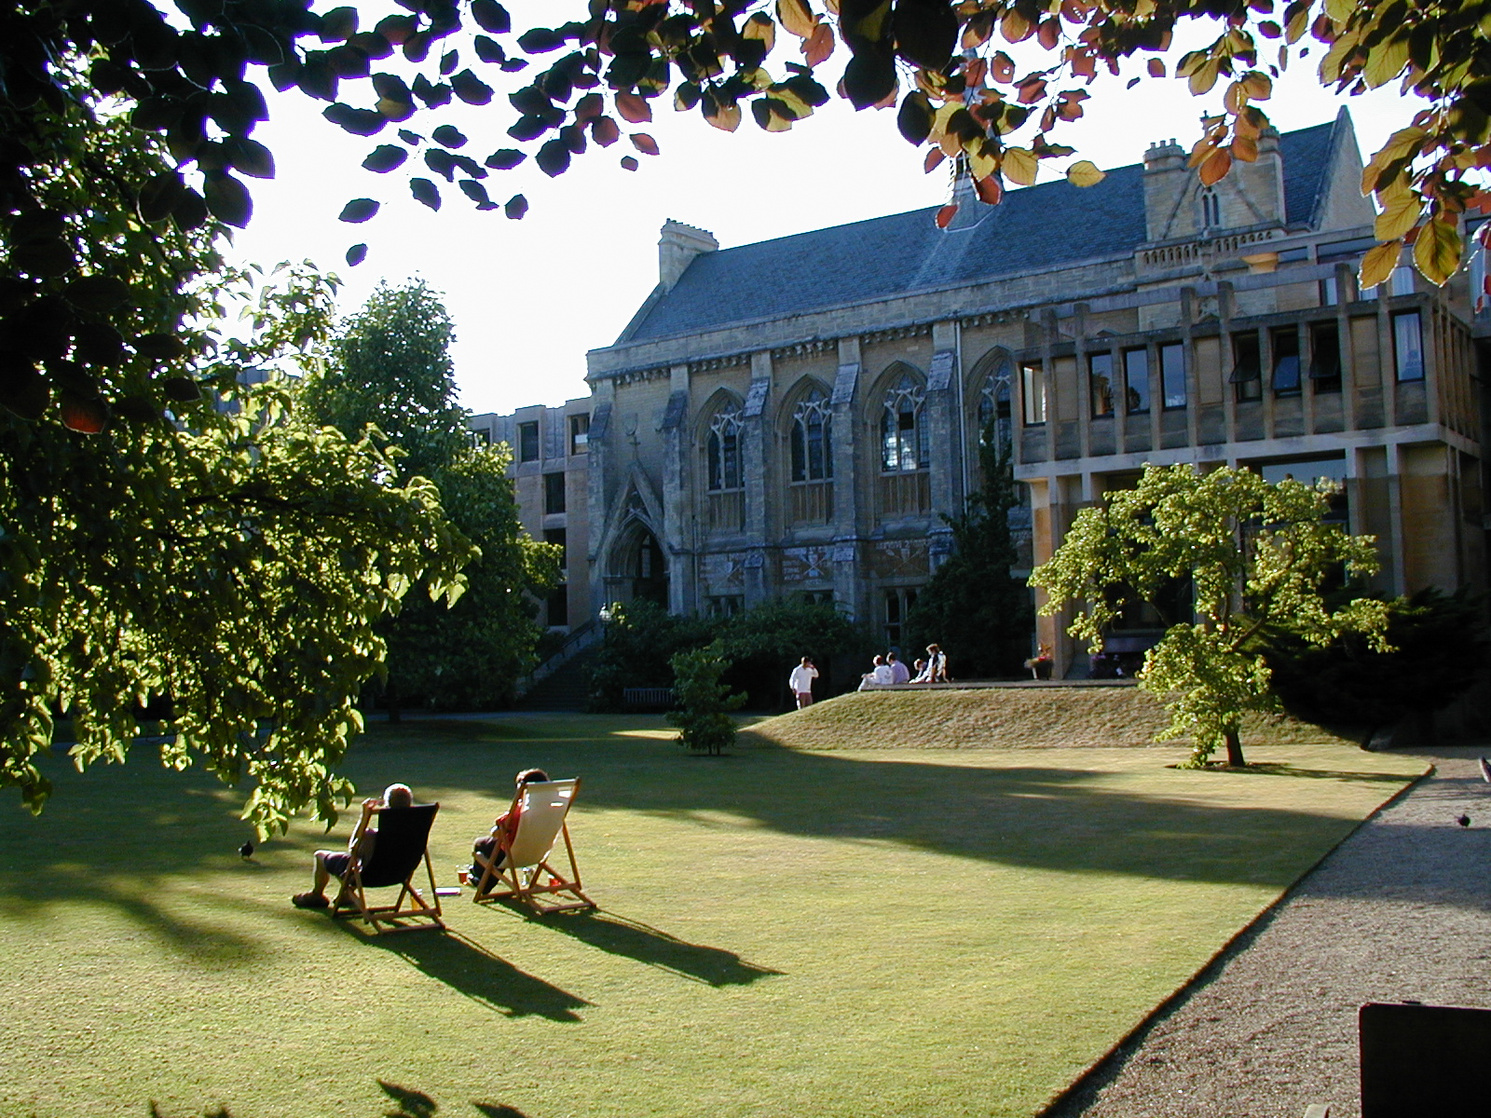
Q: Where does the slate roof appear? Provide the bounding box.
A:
[617,117,1342,346]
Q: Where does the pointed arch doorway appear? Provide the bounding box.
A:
[606,519,669,608]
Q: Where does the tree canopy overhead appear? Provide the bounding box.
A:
[5,0,1490,434]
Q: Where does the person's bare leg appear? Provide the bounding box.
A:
[292,852,335,908]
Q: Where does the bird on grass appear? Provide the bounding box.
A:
[1456,815,1471,829]
[239,839,255,860]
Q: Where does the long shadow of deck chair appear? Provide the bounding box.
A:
[330,802,445,934]
[472,779,595,915]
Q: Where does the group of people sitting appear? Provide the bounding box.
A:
[290,768,550,909]
[859,643,949,690]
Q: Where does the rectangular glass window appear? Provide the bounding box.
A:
[1392,310,1425,381]
[546,583,568,627]
[543,471,566,515]
[1123,348,1150,414]
[883,587,918,647]
[1160,343,1186,410]
[706,595,743,617]
[1271,326,1301,396]
[518,421,539,463]
[1089,352,1114,418]
[1021,363,1045,425]
[1230,331,1262,402]
[1391,266,1415,296]
[569,413,589,454]
[543,527,566,569]
[1309,321,1342,393]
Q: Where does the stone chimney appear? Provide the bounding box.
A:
[658,220,718,290]
[1142,138,1188,242]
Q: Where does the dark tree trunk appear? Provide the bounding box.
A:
[1224,726,1245,768]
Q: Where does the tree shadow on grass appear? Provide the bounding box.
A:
[524,907,784,987]
[363,929,590,1021]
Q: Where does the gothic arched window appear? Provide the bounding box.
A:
[880,374,928,472]
[1198,186,1221,232]
[706,402,743,491]
[790,388,833,482]
[976,356,1014,454]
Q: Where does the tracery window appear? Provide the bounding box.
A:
[790,388,833,482]
[976,362,1014,454]
[880,374,929,472]
[706,403,743,491]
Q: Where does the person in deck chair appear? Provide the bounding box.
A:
[291,782,414,909]
[466,768,550,893]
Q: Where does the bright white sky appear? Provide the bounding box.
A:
[228,8,1417,416]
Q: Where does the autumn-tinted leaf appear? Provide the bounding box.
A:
[484,148,526,169]
[1148,58,1166,77]
[778,0,816,38]
[346,243,368,266]
[203,171,252,227]
[935,203,958,228]
[1359,239,1402,291]
[1414,216,1461,285]
[923,148,946,174]
[1015,76,1046,104]
[804,24,835,65]
[338,197,380,223]
[974,174,1002,204]
[362,145,407,172]
[505,193,528,219]
[620,155,639,171]
[1066,160,1105,187]
[1036,17,1060,50]
[410,177,441,210]
[60,392,109,434]
[616,93,653,123]
[630,133,660,156]
[1002,146,1038,185]
[591,117,621,146]
[990,51,1015,82]
[1198,147,1232,186]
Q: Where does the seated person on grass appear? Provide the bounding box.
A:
[292,782,414,909]
[466,768,549,892]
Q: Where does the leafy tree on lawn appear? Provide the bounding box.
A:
[1030,464,1390,768]
[905,428,1033,679]
[668,642,746,755]
[303,281,560,714]
[4,0,1489,438]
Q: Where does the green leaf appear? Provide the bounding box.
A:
[203,171,252,228]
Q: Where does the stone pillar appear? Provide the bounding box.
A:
[660,364,691,615]
[741,351,773,605]
[926,322,959,572]
[830,337,865,619]
[585,380,614,616]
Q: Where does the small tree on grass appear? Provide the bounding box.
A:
[668,643,746,756]
[1030,464,1391,768]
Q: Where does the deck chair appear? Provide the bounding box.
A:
[330,802,445,934]
[472,779,594,914]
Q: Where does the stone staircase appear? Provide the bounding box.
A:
[513,648,594,711]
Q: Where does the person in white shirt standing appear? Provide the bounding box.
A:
[789,656,819,709]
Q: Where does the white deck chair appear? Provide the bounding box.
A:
[471,778,595,914]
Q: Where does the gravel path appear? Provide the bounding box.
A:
[1047,745,1491,1118]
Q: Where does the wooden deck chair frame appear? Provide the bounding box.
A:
[472,779,594,914]
[330,801,445,934]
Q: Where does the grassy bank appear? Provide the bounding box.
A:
[0,714,1420,1118]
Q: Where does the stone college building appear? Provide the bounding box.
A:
[471,109,1489,677]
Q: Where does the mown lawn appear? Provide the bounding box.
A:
[0,713,1424,1118]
